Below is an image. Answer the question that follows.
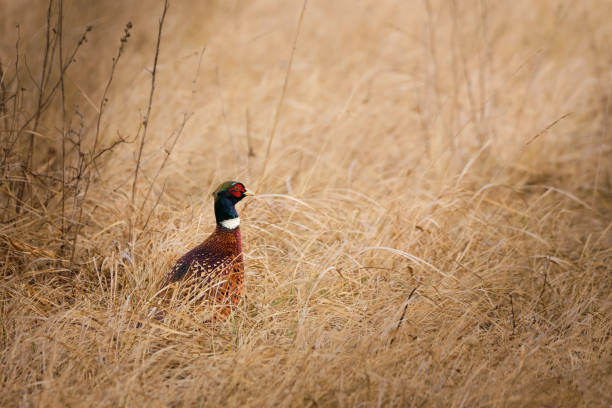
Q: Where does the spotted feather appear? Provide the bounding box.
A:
[150,181,252,323]
[161,225,244,317]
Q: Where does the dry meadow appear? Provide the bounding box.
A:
[1,0,611,406]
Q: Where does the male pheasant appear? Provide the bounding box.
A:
[155,181,253,321]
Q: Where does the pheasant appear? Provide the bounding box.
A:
[154,181,253,321]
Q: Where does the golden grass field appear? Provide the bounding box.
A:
[1,0,611,406]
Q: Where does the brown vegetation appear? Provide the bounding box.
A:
[1,0,611,406]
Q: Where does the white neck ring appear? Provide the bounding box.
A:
[220,217,240,230]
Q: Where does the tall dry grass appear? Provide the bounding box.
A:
[1,0,611,406]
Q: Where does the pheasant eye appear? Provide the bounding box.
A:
[229,185,242,197]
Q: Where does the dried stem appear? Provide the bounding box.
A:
[92,22,133,169]
[389,286,419,345]
[28,0,54,171]
[257,0,308,188]
[131,0,169,218]
[58,0,66,239]
[6,25,92,162]
[140,46,204,216]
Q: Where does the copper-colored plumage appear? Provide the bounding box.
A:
[152,181,253,322]
[161,225,244,319]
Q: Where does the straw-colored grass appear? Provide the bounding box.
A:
[1,0,611,406]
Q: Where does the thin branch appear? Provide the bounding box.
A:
[15,1,54,212]
[131,0,169,212]
[536,268,548,311]
[140,114,190,214]
[68,106,85,264]
[141,181,166,233]
[525,112,572,146]
[245,107,254,181]
[89,133,131,165]
[246,107,255,157]
[0,59,9,138]
[6,25,92,160]
[257,0,308,188]
[140,46,205,214]
[390,286,419,345]
[92,21,132,170]
[58,0,66,239]
[28,0,54,172]
[215,66,239,162]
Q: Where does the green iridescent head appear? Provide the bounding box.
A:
[212,181,253,200]
[212,181,254,224]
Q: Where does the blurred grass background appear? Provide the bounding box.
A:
[1,0,611,406]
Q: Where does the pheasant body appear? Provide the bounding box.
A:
[157,181,252,320]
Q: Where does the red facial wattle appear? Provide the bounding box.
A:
[229,184,245,198]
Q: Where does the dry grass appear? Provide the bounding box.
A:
[1,0,611,407]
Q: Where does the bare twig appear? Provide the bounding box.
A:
[246,108,255,158]
[140,46,204,215]
[92,21,133,171]
[0,60,8,131]
[58,0,66,239]
[536,268,548,311]
[390,285,419,345]
[68,107,85,264]
[28,0,55,173]
[60,21,136,256]
[525,112,572,146]
[141,181,166,233]
[215,66,239,162]
[257,0,308,188]
[131,0,169,214]
[16,1,54,212]
[88,133,131,165]
[3,26,22,185]
[245,107,254,181]
[6,25,93,163]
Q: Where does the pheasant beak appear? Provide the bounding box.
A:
[243,189,255,197]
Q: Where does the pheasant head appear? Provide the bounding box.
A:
[212,181,254,229]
